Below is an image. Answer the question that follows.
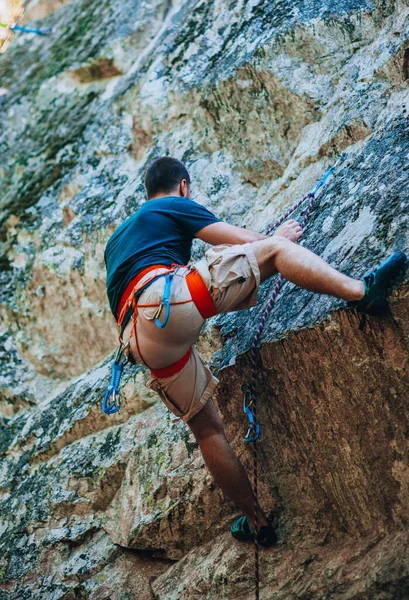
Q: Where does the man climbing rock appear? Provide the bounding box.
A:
[104,156,406,547]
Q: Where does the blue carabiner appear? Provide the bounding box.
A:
[102,361,124,414]
[242,384,260,443]
[155,273,172,329]
[102,344,126,415]
[155,266,179,329]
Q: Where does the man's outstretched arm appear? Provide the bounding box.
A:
[195,222,267,245]
[195,220,302,245]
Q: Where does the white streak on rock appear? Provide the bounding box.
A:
[322,206,376,260]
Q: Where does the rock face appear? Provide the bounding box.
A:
[1,0,409,598]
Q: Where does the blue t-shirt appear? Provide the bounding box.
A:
[104,196,220,318]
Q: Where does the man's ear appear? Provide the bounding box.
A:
[179,178,189,197]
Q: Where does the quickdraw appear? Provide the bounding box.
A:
[102,342,128,415]
[0,23,52,35]
[242,384,260,442]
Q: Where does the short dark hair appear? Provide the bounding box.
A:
[144,157,190,198]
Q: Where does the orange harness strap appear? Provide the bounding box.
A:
[117,265,217,379]
[186,269,217,319]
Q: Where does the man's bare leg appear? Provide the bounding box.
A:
[188,398,268,531]
[253,233,365,301]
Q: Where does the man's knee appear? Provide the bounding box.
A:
[187,398,225,442]
[252,235,288,261]
[251,235,289,282]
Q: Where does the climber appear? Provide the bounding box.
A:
[104,156,407,547]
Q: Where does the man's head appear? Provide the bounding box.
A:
[144,157,191,200]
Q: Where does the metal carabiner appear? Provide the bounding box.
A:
[154,266,180,329]
[154,296,171,329]
[114,342,126,363]
[102,343,127,415]
[242,384,260,443]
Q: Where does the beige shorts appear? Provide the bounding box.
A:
[122,243,261,422]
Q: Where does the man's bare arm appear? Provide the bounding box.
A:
[195,222,268,245]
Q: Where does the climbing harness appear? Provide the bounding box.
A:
[0,23,52,36]
[244,153,347,600]
[102,265,176,415]
[102,264,217,414]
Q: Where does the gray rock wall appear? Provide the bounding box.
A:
[1,0,409,598]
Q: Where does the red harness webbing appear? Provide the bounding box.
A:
[117,264,216,378]
[150,347,193,378]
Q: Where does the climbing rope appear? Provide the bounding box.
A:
[244,153,347,600]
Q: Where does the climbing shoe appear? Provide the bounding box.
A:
[230,515,277,547]
[347,252,407,315]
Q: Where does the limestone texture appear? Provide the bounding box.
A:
[1,0,409,598]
